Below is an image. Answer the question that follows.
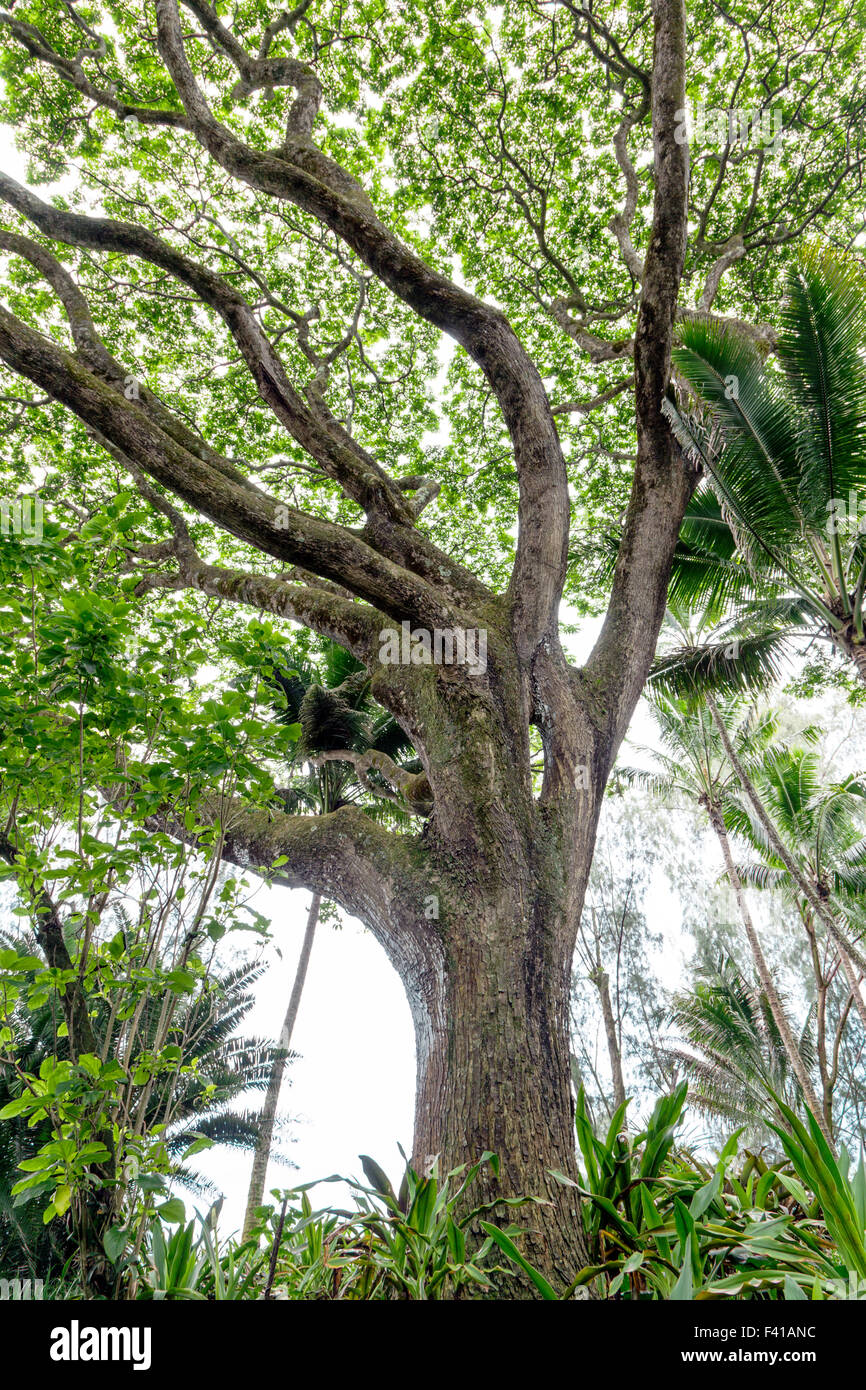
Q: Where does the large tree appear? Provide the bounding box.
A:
[0,0,863,1286]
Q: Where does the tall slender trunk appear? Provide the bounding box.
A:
[801,906,836,1138]
[591,966,627,1116]
[243,892,321,1239]
[706,694,866,1016]
[837,949,866,1036]
[815,975,834,1139]
[707,800,827,1134]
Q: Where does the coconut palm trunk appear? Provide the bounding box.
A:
[705,798,827,1135]
[243,893,321,1239]
[837,950,866,1039]
[706,694,866,1009]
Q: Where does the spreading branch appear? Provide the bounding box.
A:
[151,797,445,997]
[153,0,570,654]
[0,298,462,630]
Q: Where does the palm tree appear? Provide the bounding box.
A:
[660,243,866,692]
[241,640,420,1237]
[156,958,276,1170]
[722,747,866,1138]
[622,692,827,1129]
[0,938,272,1282]
[650,605,866,997]
[669,957,809,1134]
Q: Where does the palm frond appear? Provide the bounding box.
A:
[649,630,791,699]
[298,684,371,753]
[780,243,866,525]
[673,318,805,552]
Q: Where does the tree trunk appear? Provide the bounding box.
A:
[242,892,321,1239]
[70,0,693,1299]
[591,967,628,1117]
[708,802,828,1135]
[850,641,866,683]
[410,891,590,1292]
[832,624,866,684]
[802,907,835,1140]
[838,949,866,1038]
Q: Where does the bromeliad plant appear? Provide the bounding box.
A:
[138,1199,266,1301]
[23,1092,866,1301]
[768,1095,866,1285]
[564,1084,849,1300]
[247,1093,863,1301]
[251,1151,550,1301]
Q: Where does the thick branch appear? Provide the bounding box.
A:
[182,0,320,138]
[696,234,745,311]
[153,0,569,654]
[0,174,492,607]
[551,378,633,416]
[0,301,458,627]
[0,224,263,495]
[0,11,191,128]
[156,798,444,998]
[609,96,650,283]
[311,749,433,816]
[125,471,385,663]
[0,172,409,527]
[584,0,695,759]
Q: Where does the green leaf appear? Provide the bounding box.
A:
[166,969,196,994]
[53,1184,72,1216]
[784,1275,807,1301]
[0,1095,37,1119]
[181,1135,214,1161]
[104,1226,128,1263]
[671,1240,694,1301]
[479,1222,559,1299]
[156,1197,186,1224]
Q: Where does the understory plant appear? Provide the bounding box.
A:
[249,1151,549,1301]
[566,1084,863,1300]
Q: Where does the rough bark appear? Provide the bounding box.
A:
[834,627,866,685]
[243,892,321,1240]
